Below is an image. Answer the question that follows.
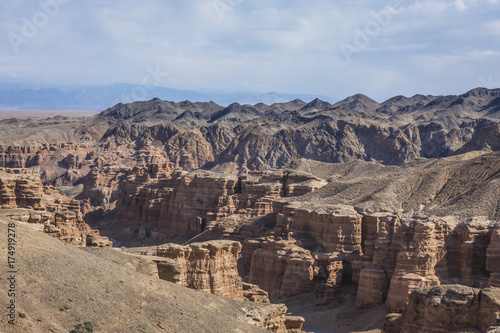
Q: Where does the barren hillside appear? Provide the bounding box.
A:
[0,217,279,333]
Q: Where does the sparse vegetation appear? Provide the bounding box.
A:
[60,304,71,311]
[136,323,147,333]
[70,321,94,333]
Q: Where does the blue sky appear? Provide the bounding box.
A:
[1,0,500,101]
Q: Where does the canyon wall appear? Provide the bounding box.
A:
[152,239,308,331]
[383,285,500,333]
[118,165,327,237]
[155,240,247,299]
[0,167,111,247]
[356,216,498,312]
[189,197,500,311]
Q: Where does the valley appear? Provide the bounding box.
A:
[1,88,500,332]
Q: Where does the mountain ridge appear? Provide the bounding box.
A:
[0,83,338,110]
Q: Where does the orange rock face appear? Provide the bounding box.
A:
[0,168,44,209]
[355,216,499,312]
[243,236,347,302]
[488,228,500,288]
[155,240,269,302]
[0,167,112,247]
[384,285,500,333]
[385,220,450,312]
[118,166,327,237]
[273,201,363,252]
[248,239,316,300]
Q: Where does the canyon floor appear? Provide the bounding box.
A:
[1,88,500,333]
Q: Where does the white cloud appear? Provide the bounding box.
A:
[465,50,500,57]
[0,0,499,100]
[485,20,500,34]
[454,0,468,10]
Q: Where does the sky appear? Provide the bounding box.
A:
[1,0,500,101]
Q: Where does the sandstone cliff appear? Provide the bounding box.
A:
[192,199,500,312]
[356,216,498,312]
[0,217,301,333]
[383,285,500,333]
[0,167,111,247]
[117,165,327,238]
[155,240,248,300]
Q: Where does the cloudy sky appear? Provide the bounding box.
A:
[1,0,499,101]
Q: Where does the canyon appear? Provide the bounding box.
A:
[1,88,500,332]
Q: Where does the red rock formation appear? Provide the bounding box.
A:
[118,166,326,237]
[242,282,270,303]
[355,216,498,312]
[385,220,450,312]
[43,211,112,247]
[239,304,305,333]
[0,168,44,209]
[384,285,500,333]
[245,237,346,301]
[155,240,269,302]
[356,214,401,308]
[0,167,112,247]
[274,201,363,252]
[443,218,492,287]
[81,166,128,207]
[488,228,500,287]
[248,239,316,300]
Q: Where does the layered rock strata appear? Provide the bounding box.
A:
[154,240,269,302]
[0,167,111,247]
[357,216,498,312]
[383,285,500,333]
[197,204,500,311]
[43,211,112,247]
[118,165,327,237]
[0,167,44,209]
[239,304,305,333]
[248,239,316,300]
[488,228,500,288]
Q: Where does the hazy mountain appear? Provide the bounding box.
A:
[0,82,338,111]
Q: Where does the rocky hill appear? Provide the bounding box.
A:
[2,88,500,332]
[1,88,500,188]
[0,218,300,333]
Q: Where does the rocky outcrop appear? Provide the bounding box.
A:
[0,167,112,247]
[383,285,500,333]
[0,146,48,168]
[385,219,451,312]
[155,240,244,299]
[245,237,346,302]
[273,201,362,252]
[239,304,305,333]
[248,239,316,300]
[118,166,327,237]
[3,208,112,247]
[355,214,401,307]
[242,282,271,303]
[80,166,128,207]
[155,240,269,302]
[488,228,500,287]
[44,211,112,247]
[177,198,500,311]
[356,216,498,312]
[0,167,44,209]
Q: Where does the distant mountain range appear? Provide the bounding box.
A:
[0,82,338,110]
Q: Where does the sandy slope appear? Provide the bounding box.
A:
[289,151,500,220]
[283,288,385,333]
[0,217,272,333]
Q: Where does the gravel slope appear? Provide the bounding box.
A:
[0,217,271,333]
